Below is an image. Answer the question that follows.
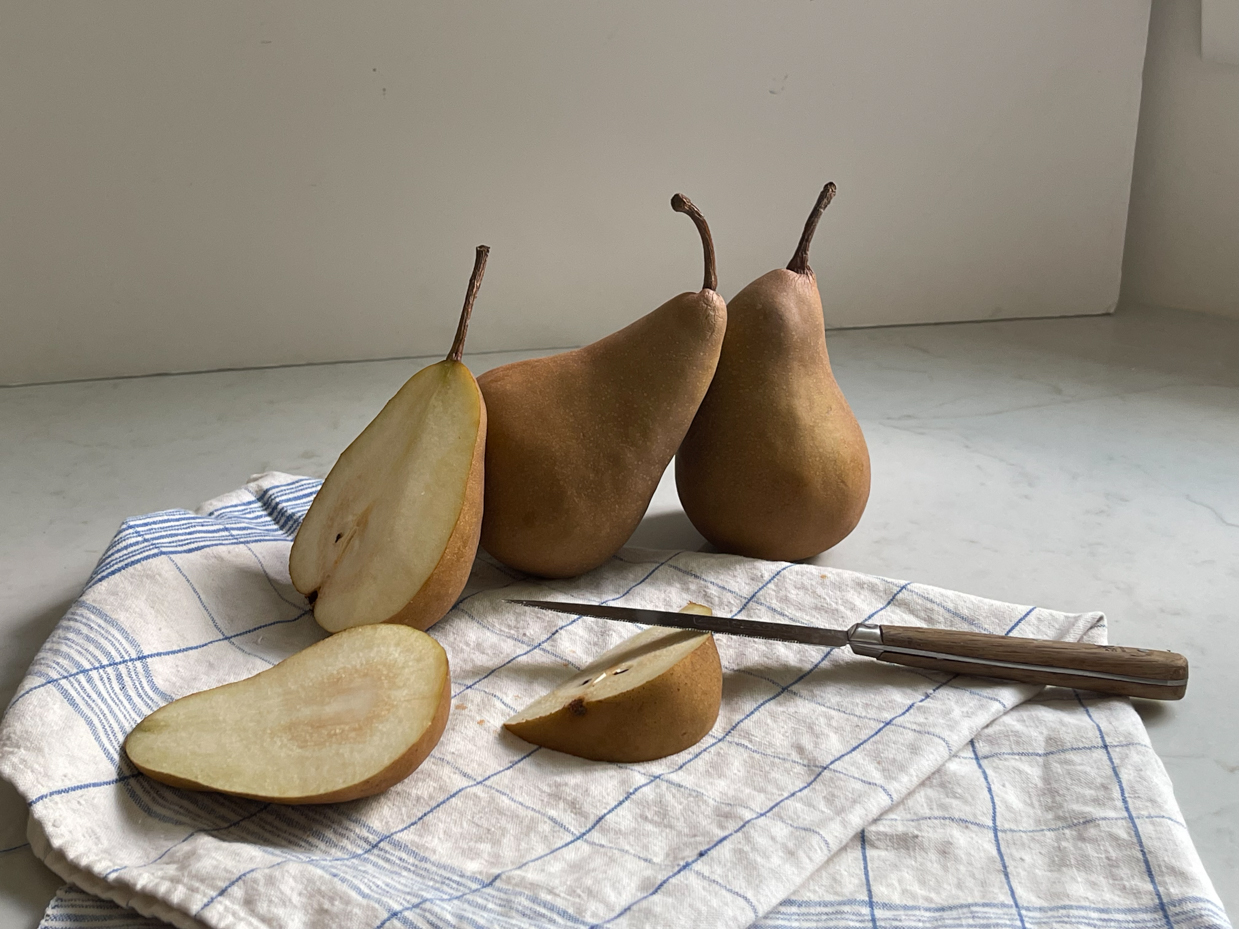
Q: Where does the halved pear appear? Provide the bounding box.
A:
[290,247,489,633]
[124,624,450,804]
[504,602,721,762]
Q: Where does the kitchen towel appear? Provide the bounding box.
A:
[0,473,1227,929]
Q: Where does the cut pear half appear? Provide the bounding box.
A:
[504,602,721,762]
[124,624,450,804]
[290,360,485,632]
[290,246,489,633]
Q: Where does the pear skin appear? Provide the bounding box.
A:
[675,183,870,561]
[478,196,726,577]
[289,247,490,632]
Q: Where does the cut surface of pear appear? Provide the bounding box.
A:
[478,196,725,578]
[290,360,485,632]
[676,183,870,561]
[504,602,721,762]
[290,247,489,632]
[124,624,450,804]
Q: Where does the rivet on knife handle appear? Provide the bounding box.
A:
[848,625,1188,700]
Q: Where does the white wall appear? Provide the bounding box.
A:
[1122,0,1239,319]
[1,2,1151,385]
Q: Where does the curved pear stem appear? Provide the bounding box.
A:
[671,193,718,293]
[787,182,837,276]
[448,245,489,362]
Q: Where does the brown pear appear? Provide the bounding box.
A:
[478,196,726,577]
[289,247,489,633]
[675,183,870,560]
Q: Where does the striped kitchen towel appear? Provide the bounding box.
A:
[1,473,1228,929]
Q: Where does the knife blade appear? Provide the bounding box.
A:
[505,599,1189,700]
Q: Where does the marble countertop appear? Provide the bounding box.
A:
[2,304,1235,924]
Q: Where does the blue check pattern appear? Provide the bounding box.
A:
[1,473,1227,929]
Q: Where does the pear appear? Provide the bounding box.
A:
[675,183,870,561]
[290,247,489,632]
[503,602,721,762]
[124,624,451,803]
[478,196,726,577]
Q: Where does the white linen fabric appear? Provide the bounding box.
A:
[0,473,1227,929]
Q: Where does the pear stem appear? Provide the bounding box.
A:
[448,245,489,362]
[787,182,837,276]
[671,193,718,293]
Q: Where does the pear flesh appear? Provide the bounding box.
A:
[676,183,870,561]
[290,361,485,632]
[124,624,451,804]
[504,603,722,762]
[289,247,489,632]
[478,196,725,578]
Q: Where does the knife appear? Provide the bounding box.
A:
[506,599,1188,700]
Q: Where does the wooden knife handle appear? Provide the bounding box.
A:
[865,625,1188,700]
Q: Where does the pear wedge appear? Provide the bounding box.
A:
[290,247,489,632]
[478,196,726,577]
[503,602,721,762]
[124,624,450,804]
[676,183,871,560]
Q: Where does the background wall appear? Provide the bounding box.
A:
[1121,0,1239,319]
[1,1,1151,385]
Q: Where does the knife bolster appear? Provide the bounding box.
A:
[846,623,885,657]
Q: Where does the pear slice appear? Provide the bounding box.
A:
[290,247,489,633]
[124,624,450,804]
[503,602,721,762]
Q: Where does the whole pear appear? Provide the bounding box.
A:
[675,183,870,561]
[478,195,726,577]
